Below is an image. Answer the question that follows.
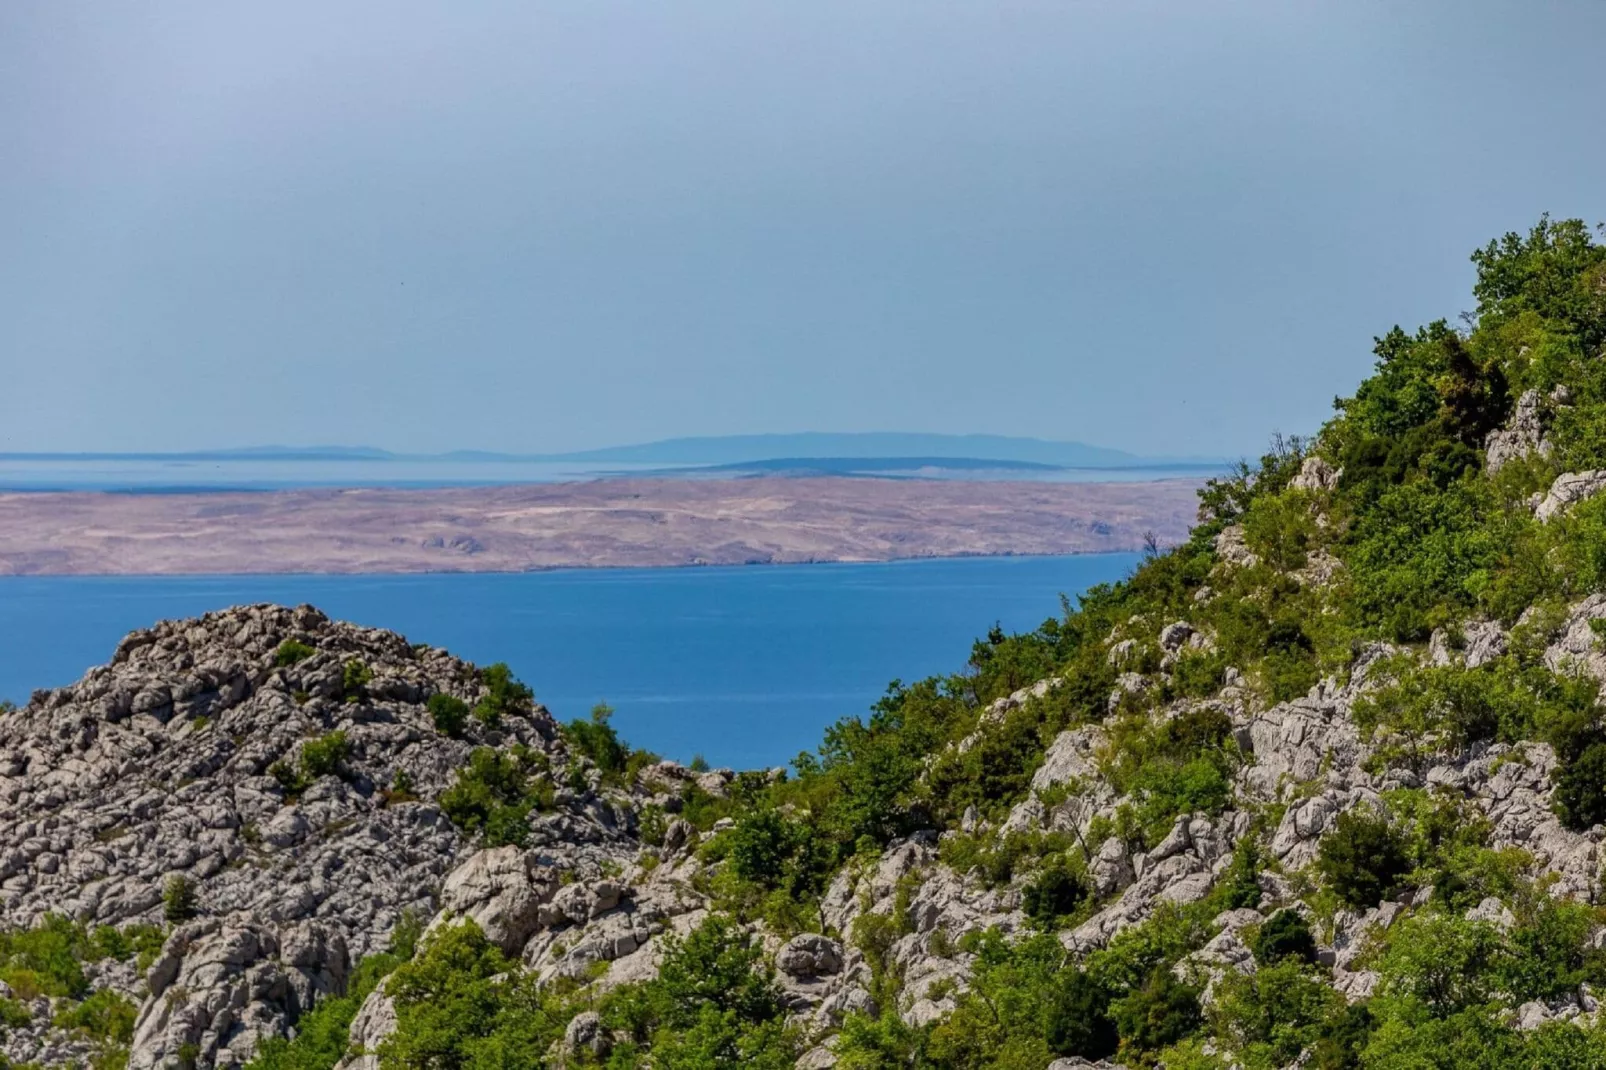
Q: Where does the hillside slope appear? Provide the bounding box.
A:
[5,217,1606,1070]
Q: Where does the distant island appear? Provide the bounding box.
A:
[0,475,1201,574]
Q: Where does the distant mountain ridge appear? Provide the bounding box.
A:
[3,433,1211,469]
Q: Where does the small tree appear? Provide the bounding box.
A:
[341,660,372,703]
[1022,857,1088,931]
[1554,741,1606,831]
[273,640,315,667]
[1252,909,1318,966]
[1317,810,1411,908]
[164,875,197,923]
[1112,967,1201,1056]
[428,694,470,737]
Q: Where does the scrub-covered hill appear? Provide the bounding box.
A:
[5,216,1606,1069]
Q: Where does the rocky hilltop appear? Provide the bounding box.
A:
[8,218,1606,1070]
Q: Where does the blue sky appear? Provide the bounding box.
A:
[3,1,1603,457]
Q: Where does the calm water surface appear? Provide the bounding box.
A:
[0,555,1137,768]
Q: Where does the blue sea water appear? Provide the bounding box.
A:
[0,555,1138,769]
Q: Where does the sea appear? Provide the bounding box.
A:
[0,555,1138,770]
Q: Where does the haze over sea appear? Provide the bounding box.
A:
[0,554,1137,769]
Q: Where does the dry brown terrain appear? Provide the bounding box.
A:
[0,476,1202,574]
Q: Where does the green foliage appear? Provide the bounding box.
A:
[246,950,405,1070]
[723,806,827,902]
[426,693,469,738]
[1020,856,1088,931]
[377,921,563,1069]
[918,931,1117,1069]
[270,731,352,796]
[1208,958,1342,1070]
[163,875,198,924]
[273,640,315,667]
[1105,706,1238,845]
[0,914,91,999]
[1555,741,1606,831]
[471,662,533,728]
[341,659,372,702]
[300,731,351,779]
[53,989,135,1044]
[564,702,629,778]
[1110,967,1202,1061]
[600,915,798,1067]
[1251,909,1316,967]
[1317,810,1411,908]
[437,746,555,846]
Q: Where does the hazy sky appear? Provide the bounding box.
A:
[3,2,1603,456]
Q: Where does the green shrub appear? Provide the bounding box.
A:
[1046,969,1119,1061]
[246,950,404,1070]
[0,996,29,1028]
[564,703,628,777]
[1111,967,1202,1057]
[299,731,350,779]
[1375,913,1503,1017]
[53,989,135,1043]
[273,640,315,667]
[471,663,533,728]
[1208,958,1342,1069]
[1554,741,1606,831]
[1251,909,1317,967]
[724,807,824,898]
[376,920,556,1069]
[438,746,553,846]
[340,660,372,702]
[163,876,198,924]
[1310,1002,1373,1070]
[426,694,469,737]
[270,731,351,796]
[0,914,91,999]
[1021,857,1088,931]
[1317,810,1411,908]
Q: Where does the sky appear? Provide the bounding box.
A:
[2,2,1604,458]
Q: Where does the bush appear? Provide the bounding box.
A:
[1375,913,1503,1017]
[53,988,135,1043]
[1111,967,1202,1057]
[341,659,372,702]
[438,747,553,846]
[1554,741,1606,831]
[164,876,198,924]
[1251,909,1317,967]
[0,915,91,999]
[273,640,315,667]
[246,950,405,1070]
[1022,857,1088,931]
[299,731,350,779]
[1046,969,1119,1061]
[564,703,628,777]
[1317,810,1411,908]
[1208,958,1341,1068]
[725,808,820,895]
[270,731,351,796]
[427,694,469,737]
[472,663,533,728]
[377,920,556,1069]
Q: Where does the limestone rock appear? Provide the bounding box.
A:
[1290,455,1342,492]
[434,847,560,953]
[1486,389,1553,474]
[777,934,845,979]
[1537,470,1606,521]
